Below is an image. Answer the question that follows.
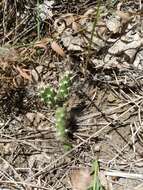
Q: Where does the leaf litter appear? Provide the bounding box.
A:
[0,0,143,190]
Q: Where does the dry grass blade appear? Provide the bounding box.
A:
[16,66,31,81]
[69,168,92,190]
[104,170,143,180]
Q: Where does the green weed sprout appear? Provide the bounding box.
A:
[88,160,104,190]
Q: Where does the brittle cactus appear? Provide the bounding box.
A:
[39,71,72,106]
[38,71,73,151]
[56,71,71,102]
[55,107,72,151]
[40,86,56,106]
[55,107,67,138]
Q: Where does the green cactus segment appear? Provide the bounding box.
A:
[38,71,73,151]
[57,71,72,102]
[55,107,72,151]
[39,72,72,105]
[40,86,56,105]
[55,107,67,138]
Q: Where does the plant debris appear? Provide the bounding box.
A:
[0,0,143,190]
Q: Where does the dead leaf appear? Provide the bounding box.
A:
[34,43,47,50]
[64,14,75,26]
[72,21,80,32]
[106,17,121,33]
[80,8,95,24]
[34,38,51,49]
[54,13,77,34]
[83,8,95,17]
[56,13,75,27]
[51,41,65,57]
[97,21,107,36]
[116,10,131,24]
[69,168,92,190]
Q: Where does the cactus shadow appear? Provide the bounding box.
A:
[68,102,86,139]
